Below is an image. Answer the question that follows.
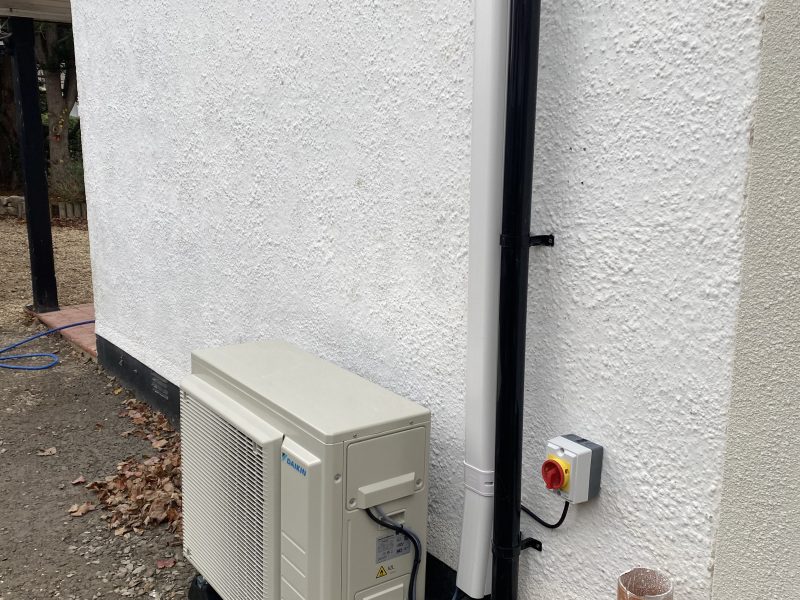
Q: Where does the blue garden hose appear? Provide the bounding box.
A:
[0,320,96,370]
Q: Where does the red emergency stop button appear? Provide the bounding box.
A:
[541,458,566,490]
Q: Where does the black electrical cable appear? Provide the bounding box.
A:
[521,501,569,529]
[365,507,422,600]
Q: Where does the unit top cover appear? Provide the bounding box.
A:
[188,341,430,444]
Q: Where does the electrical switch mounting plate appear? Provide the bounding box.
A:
[542,434,603,504]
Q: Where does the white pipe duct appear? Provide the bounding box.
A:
[456,0,509,596]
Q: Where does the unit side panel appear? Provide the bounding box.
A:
[280,439,321,600]
[342,426,430,600]
[280,436,346,600]
[319,440,346,600]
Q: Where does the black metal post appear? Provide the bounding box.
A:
[491,0,541,599]
[9,17,59,313]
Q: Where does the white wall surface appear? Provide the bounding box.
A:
[712,0,800,596]
[72,0,474,573]
[71,1,765,598]
[519,2,765,598]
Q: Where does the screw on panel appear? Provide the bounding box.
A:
[334,474,342,483]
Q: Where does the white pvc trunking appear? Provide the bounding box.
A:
[456,0,510,596]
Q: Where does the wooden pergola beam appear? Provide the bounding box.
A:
[0,1,72,23]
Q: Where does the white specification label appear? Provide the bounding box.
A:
[376,532,411,563]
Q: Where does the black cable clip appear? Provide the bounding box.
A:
[521,537,543,552]
[529,234,554,247]
[499,233,555,247]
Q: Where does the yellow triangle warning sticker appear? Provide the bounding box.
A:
[376,566,388,578]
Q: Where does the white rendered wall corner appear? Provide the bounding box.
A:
[518,2,764,597]
[69,0,766,597]
[712,0,800,596]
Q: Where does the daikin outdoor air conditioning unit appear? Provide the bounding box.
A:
[181,341,430,600]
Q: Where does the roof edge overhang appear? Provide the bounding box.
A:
[0,2,72,23]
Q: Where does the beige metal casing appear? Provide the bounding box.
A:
[181,341,430,600]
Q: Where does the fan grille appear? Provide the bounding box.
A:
[182,390,274,600]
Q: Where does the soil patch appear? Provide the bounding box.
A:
[1,219,194,599]
[0,218,92,329]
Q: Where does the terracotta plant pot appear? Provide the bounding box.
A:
[618,568,673,600]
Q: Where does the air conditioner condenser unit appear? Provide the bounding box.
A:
[180,341,431,600]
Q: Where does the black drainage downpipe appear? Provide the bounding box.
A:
[492,0,542,599]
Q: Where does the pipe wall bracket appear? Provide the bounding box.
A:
[464,462,495,497]
[498,233,555,247]
[528,234,554,247]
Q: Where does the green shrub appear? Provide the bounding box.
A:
[68,116,82,159]
[49,159,85,203]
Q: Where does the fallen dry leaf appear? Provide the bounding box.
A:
[68,501,96,517]
[113,387,123,395]
[37,447,57,456]
[71,476,86,485]
[156,558,176,570]
[88,397,183,539]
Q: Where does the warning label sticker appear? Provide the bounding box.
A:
[376,532,411,564]
[376,566,388,578]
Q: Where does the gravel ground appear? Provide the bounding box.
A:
[0,217,93,329]
[0,218,195,599]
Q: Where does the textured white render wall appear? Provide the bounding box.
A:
[71,0,474,567]
[71,0,764,598]
[520,1,764,598]
[712,0,800,596]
